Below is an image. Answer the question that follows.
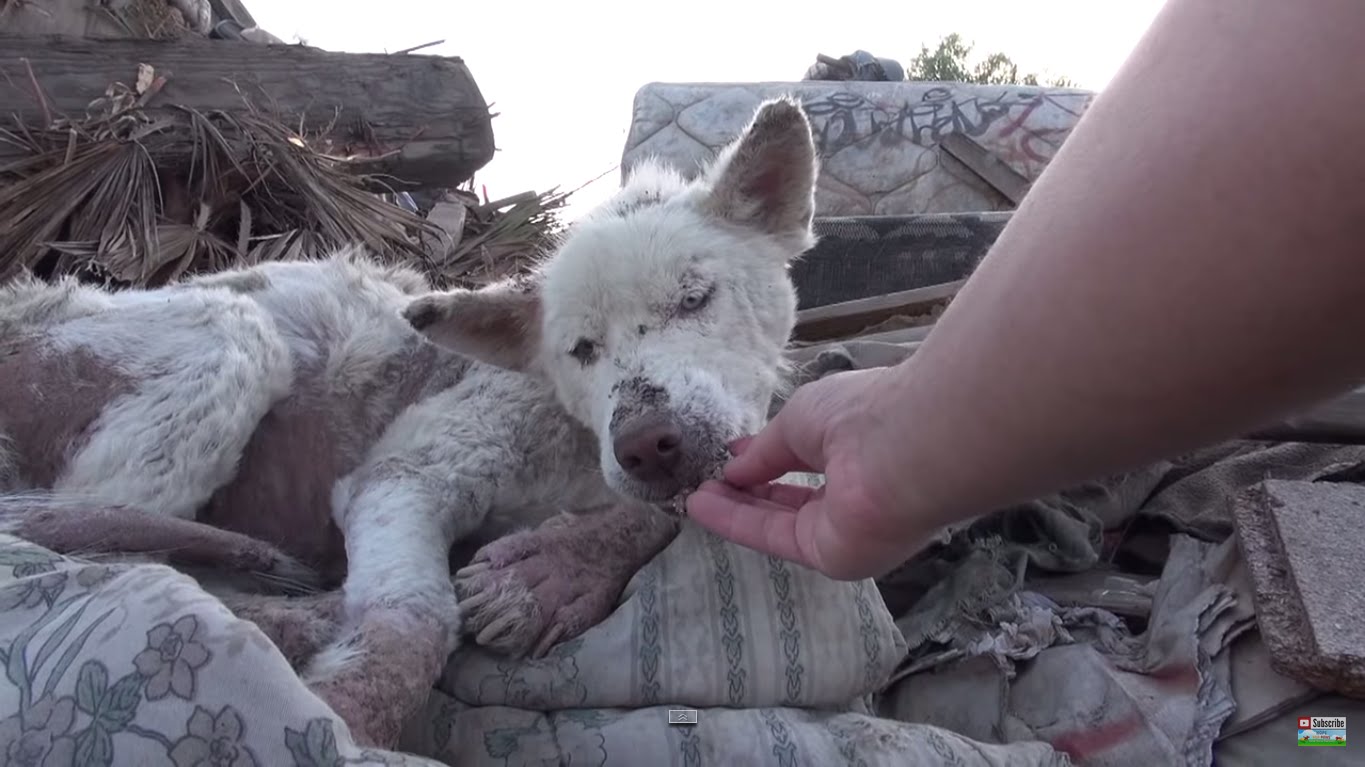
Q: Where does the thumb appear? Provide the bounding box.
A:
[723,406,821,487]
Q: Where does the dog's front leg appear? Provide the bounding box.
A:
[457,503,681,658]
[302,467,487,748]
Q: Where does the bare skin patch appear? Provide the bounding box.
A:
[201,338,467,582]
[306,606,449,748]
[0,335,135,488]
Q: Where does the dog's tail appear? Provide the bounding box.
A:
[0,492,323,594]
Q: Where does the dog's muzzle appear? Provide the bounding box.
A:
[610,410,729,501]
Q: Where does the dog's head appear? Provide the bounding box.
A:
[405,98,818,503]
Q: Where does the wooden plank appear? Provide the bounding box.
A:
[787,337,922,369]
[791,324,932,352]
[838,324,933,345]
[787,325,927,365]
[0,36,495,190]
[793,279,963,342]
[940,133,1031,205]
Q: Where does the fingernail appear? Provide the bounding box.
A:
[728,436,753,455]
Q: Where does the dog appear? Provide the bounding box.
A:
[0,96,819,748]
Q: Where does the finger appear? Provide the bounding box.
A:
[744,481,822,509]
[723,414,819,487]
[728,436,754,456]
[685,487,812,568]
[805,506,872,581]
[701,479,820,511]
[691,481,802,516]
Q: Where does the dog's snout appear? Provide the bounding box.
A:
[612,414,684,483]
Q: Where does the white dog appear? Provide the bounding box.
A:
[0,97,819,747]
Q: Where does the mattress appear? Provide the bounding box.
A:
[621,81,1093,216]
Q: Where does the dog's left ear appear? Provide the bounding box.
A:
[702,97,818,251]
[402,275,542,373]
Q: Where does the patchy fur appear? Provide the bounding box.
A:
[0,337,135,489]
[0,97,820,749]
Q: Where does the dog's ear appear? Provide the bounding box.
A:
[403,276,542,373]
[702,97,818,250]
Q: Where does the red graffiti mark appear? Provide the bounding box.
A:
[1017,126,1071,164]
[1146,661,1200,693]
[998,97,1042,139]
[1049,712,1146,762]
[995,95,1079,165]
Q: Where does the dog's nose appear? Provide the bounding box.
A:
[612,415,684,483]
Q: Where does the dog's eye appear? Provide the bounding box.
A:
[570,338,598,365]
[679,288,712,313]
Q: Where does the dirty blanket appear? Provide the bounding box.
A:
[0,517,1070,766]
[802,338,1365,767]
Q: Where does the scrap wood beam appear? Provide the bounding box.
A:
[939,133,1031,206]
[0,36,495,190]
[792,279,962,343]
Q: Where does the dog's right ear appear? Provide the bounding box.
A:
[403,276,542,373]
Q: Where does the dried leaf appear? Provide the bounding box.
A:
[135,64,154,96]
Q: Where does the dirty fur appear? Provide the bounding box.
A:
[406,97,817,504]
[0,97,820,749]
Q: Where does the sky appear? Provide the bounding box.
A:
[248,0,1167,220]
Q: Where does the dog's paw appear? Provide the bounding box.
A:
[455,522,627,659]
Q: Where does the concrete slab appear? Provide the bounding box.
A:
[1233,480,1365,697]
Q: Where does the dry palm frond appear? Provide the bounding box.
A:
[442,186,574,287]
[0,77,444,288]
[433,164,617,288]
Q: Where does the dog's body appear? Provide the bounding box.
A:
[0,98,820,748]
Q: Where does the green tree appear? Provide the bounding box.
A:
[907,33,1076,88]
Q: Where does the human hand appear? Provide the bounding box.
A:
[685,366,934,580]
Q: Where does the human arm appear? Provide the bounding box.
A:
[686,0,1365,578]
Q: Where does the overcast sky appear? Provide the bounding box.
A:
[250,0,1166,218]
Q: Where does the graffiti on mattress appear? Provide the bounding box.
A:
[801,87,1093,166]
